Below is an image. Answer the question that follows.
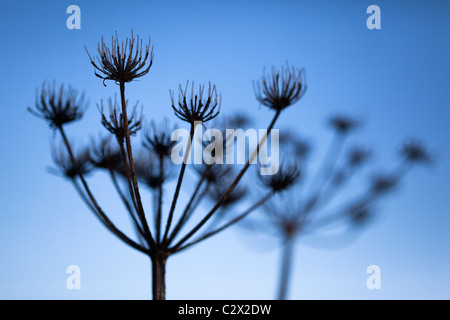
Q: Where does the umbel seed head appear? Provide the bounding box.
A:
[85,30,153,85]
[254,63,307,112]
[28,81,87,129]
[49,143,92,180]
[98,96,143,143]
[170,81,221,124]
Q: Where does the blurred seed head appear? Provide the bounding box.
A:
[49,143,91,180]
[194,163,234,185]
[254,63,307,112]
[90,136,123,171]
[85,30,153,85]
[170,81,221,124]
[347,146,372,167]
[370,173,398,195]
[259,162,301,193]
[347,204,373,226]
[28,81,87,129]
[328,114,360,135]
[98,96,143,143]
[143,118,176,158]
[135,152,168,189]
[399,139,432,165]
[208,184,248,209]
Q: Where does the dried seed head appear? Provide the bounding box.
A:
[98,96,143,143]
[28,81,87,129]
[328,115,360,135]
[142,118,176,157]
[90,136,123,171]
[399,139,432,164]
[370,173,398,195]
[347,146,371,167]
[254,63,307,112]
[85,30,154,85]
[135,152,168,189]
[49,143,92,180]
[194,163,234,185]
[208,184,248,208]
[347,205,372,226]
[259,162,301,193]
[170,81,221,124]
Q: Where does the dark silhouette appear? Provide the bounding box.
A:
[29,30,307,300]
[223,117,432,300]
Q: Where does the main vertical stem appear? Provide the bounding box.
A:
[119,82,153,247]
[277,237,294,300]
[151,254,167,300]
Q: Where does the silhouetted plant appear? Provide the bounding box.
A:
[227,116,432,300]
[29,30,307,300]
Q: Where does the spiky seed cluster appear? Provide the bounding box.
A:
[171,81,221,124]
[208,184,247,208]
[28,82,86,129]
[371,173,398,195]
[90,136,123,171]
[143,119,176,157]
[259,163,301,192]
[328,115,359,134]
[194,163,233,185]
[50,144,91,179]
[254,64,307,112]
[347,205,372,225]
[400,140,431,164]
[99,97,143,143]
[86,30,153,85]
[347,147,371,167]
[135,154,166,189]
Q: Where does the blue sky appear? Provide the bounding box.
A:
[0,0,449,299]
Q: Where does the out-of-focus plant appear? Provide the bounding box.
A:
[28,31,307,300]
[223,114,432,300]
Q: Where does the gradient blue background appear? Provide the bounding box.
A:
[0,0,449,299]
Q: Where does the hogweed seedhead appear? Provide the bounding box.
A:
[49,143,92,180]
[85,30,153,85]
[347,146,371,167]
[143,118,176,158]
[194,163,234,185]
[254,64,307,112]
[99,96,143,143]
[135,153,168,189]
[208,184,248,208]
[370,173,398,195]
[28,81,87,129]
[400,139,432,165]
[90,136,123,171]
[259,162,301,193]
[328,115,360,135]
[170,81,221,124]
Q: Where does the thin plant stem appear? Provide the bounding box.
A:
[59,126,149,254]
[171,110,281,252]
[167,172,207,244]
[162,123,196,245]
[172,191,273,253]
[277,237,295,300]
[119,82,155,248]
[109,168,146,240]
[118,141,139,219]
[156,154,164,244]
